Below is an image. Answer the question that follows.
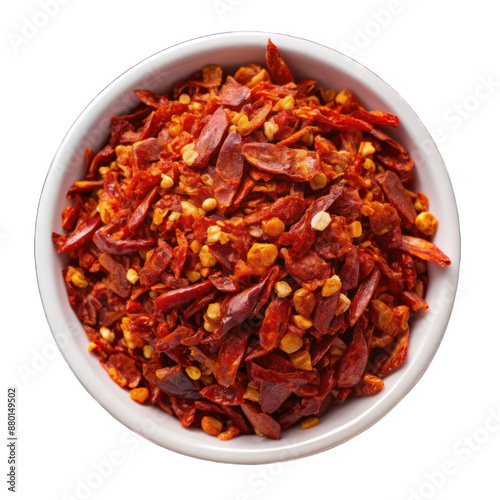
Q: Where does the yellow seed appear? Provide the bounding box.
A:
[200,173,213,186]
[361,205,375,216]
[152,207,168,226]
[309,172,328,191]
[263,120,279,141]
[335,89,351,105]
[359,141,376,157]
[247,243,279,275]
[185,270,201,283]
[292,314,313,331]
[130,387,149,403]
[243,387,260,402]
[160,173,174,190]
[190,101,203,111]
[290,349,313,371]
[100,326,115,343]
[98,166,109,176]
[293,288,317,317]
[142,345,153,359]
[279,331,304,354]
[179,93,191,104]
[185,366,202,380]
[168,211,182,222]
[348,221,363,238]
[279,95,295,110]
[70,269,88,289]
[200,245,217,268]
[274,281,293,298]
[168,123,182,137]
[335,294,351,316]
[189,239,203,254]
[311,211,332,231]
[182,149,199,166]
[415,211,438,236]
[262,217,285,238]
[200,267,211,278]
[207,225,222,244]
[204,318,219,333]
[202,198,217,212]
[301,416,319,430]
[87,342,97,352]
[206,302,222,321]
[363,157,376,172]
[180,200,199,218]
[201,416,223,436]
[237,114,249,133]
[321,275,342,297]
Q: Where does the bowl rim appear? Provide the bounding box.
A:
[35,30,461,464]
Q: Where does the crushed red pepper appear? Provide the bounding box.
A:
[53,40,451,440]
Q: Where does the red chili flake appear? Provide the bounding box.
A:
[191,106,229,168]
[265,39,294,85]
[242,143,321,182]
[55,40,451,440]
[103,353,141,388]
[213,130,244,212]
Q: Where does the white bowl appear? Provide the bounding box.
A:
[35,32,460,464]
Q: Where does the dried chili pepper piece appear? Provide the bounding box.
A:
[93,231,156,256]
[242,143,321,182]
[156,280,214,311]
[378,170,417,226]
[243,195,307,226]
[219,76,250,107]
[266,39,294,85]
[58,215,101,253]
[213,266,279,340]
[214,328,250,388]
[103,353,141,388]
[140,239,173,286]
[336,324,369,388]
[191,106,229,168]
[399,235,451,267]
[241,401,281,440]
[144,362,202,400]
[259,297,291,351]
[200,382,245,406]
[213,130,244,211]
[349,266,382,326]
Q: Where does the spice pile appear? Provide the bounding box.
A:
[53,40,451,440]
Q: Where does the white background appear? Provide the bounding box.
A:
[2,1,500,499]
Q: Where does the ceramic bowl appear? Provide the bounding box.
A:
[35,31,460,464]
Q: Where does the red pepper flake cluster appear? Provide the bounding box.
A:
[53,40,451,440]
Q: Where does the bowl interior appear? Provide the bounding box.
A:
[35,32,460,464]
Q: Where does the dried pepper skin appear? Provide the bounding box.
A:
[242,143,321,182]
[399,236,451,267]
[213,130,244,211]
[336,326,369,388]
[215,328,250,387]
[156,280,214,311]
[265,39,294,85]
[192,106,229,168]
[55,41,452,440]
[57,215,101,253]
